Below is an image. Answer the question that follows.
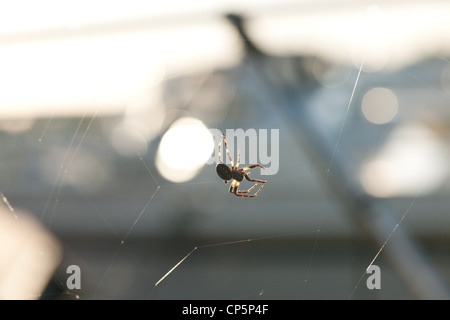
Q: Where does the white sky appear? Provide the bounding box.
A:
[0,0,449,117]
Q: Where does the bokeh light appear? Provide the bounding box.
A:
[360,123,448,197]
[156,117,214,183]
[361,87,398,125]
[0,208,61,299]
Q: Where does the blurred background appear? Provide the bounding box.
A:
[1,0,450,299]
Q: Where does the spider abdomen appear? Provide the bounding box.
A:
[216,163,232,181]
[232,170,244,182]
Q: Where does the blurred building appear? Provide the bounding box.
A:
[0,0,450,299]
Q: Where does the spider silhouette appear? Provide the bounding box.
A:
[215,131,268,198]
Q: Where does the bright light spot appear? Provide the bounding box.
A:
[350,4,389,72]
[361,87,398,124]
[350,42,389,73]
[0,33,165,117]
[361,123,448,197]
[361,160,399,198]
[156,117,214,183]
[0,208,61,299]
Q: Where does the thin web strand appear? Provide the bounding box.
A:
[304,57,366,289]
[154,230,320,287]
[93,154,161,297]
[328,57,365,172]
[38,113,54,143]
[348,194,419,299]
[48,113,99,226]
[349,138,450,298]
[41,114,88,222]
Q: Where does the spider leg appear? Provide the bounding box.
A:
[228,179,236,193]
[243,173,266,197]
[235,184,265,198]
[234,181,257,194]
[235,150,241,169]
[243,173,266,185]
[221,130,234,169]
[240,164,269,175]
[217,132,224,163]
[232,174,266,198]
[232,181,259,198]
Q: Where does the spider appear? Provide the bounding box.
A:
[216,131,268,198]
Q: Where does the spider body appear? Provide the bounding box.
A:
[216,163,232,183]
[232,170,244,182]
[216,131,268,198]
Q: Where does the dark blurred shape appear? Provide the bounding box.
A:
[225,13,265,57]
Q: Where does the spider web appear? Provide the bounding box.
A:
[1,1,450,301]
